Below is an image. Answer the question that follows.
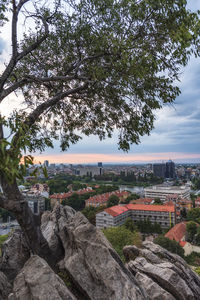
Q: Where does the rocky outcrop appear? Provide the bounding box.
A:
[8,255,77,300]
[41,208,66,260]
[0,271,12,299]
[2,204,200,300]
[124,241,200,300]
[0,229,30,281]
[44,204,147,300]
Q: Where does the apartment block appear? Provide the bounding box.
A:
[96,204,176,229]
[144,185,190,201]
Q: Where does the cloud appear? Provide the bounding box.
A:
[0,37,7,60]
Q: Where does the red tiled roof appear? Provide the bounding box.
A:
[125,203,175,213]
[179,241,187,247]
[131,198,153,204]
[105,206,129,217]
[85,190,130,204]
[50,188,94,199]
[165,222,186,242]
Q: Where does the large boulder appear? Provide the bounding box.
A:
[0,229,30,281]
[124,241,200,300]
[0,271,12,300]
[8,255,77,300]
[53,205,147,300]
[41,205,70,260]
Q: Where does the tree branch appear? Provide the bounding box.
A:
[0,0,48,95]
[9,83,89,148]
[0,79,29,101]
[17,15,49,61]
[26,74,89,82]
[26,83,88,127]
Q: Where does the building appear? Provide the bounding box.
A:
[153,163,166,178]
[165,222,186,243]
[144,185,190,201]
[85,190,130,207]
[130,198,153,205]
[165,222,200,255]
[26,195,45,215]
[96,203,176,229]
[165,160,176,179]
[44,160,49,168]
[50,187,94,206]
[76,166,103,177]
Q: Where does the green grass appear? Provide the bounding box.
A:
[0,234,9,255]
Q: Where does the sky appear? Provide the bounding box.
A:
[0,1,200,164]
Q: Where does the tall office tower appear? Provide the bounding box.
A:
[153,163,166,178]
[98,162,103,175]
[165,160,176,179]
[44,160,49,168]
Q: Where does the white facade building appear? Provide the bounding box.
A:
[96,204,176,229]
[144,185,190,201]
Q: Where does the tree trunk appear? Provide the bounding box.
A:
[0,176,57,269]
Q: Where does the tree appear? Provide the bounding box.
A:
[102,226,142,259]
[0,0,199,264]
[154,198,162,205]
[187,208,200,223]
[124,217,137,232]
[154,236,184,258]
[62,193,85,211]
[180,207,187,220]
[186,221,197,242]
[107,195,119,207]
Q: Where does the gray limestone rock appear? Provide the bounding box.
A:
[55,206,147,300]
[125,242,200,300]
[0,229,30,281]
[8,255,77,300]
[0,271,12,300]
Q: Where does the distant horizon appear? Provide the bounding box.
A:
[32,152,200,165]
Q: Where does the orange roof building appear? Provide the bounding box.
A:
[96,203,176,229]
[50,188,94,206]
[85,190,130,208]
[130,198,153,205]
[165,222,187,242]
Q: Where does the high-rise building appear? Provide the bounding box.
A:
[153,163,166,178]
[98,162,103,175]
[44,160,49,168]
[165,160,176,179]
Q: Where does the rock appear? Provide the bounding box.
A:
[55,205,147,300]
[125,241,200,300]
[0,229,30,281]
[0,271,12,299]
[9,255,77,300]
[134,271,175,300]
[41,205,69,260]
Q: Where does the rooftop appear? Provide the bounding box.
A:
[165,222,186,242]
[145,185,190,192]
[104,205,129,217]
[125,203,175,213]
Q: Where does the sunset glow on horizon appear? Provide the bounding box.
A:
[33,152,200,164]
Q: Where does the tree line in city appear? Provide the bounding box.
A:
[94,171,163,185]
